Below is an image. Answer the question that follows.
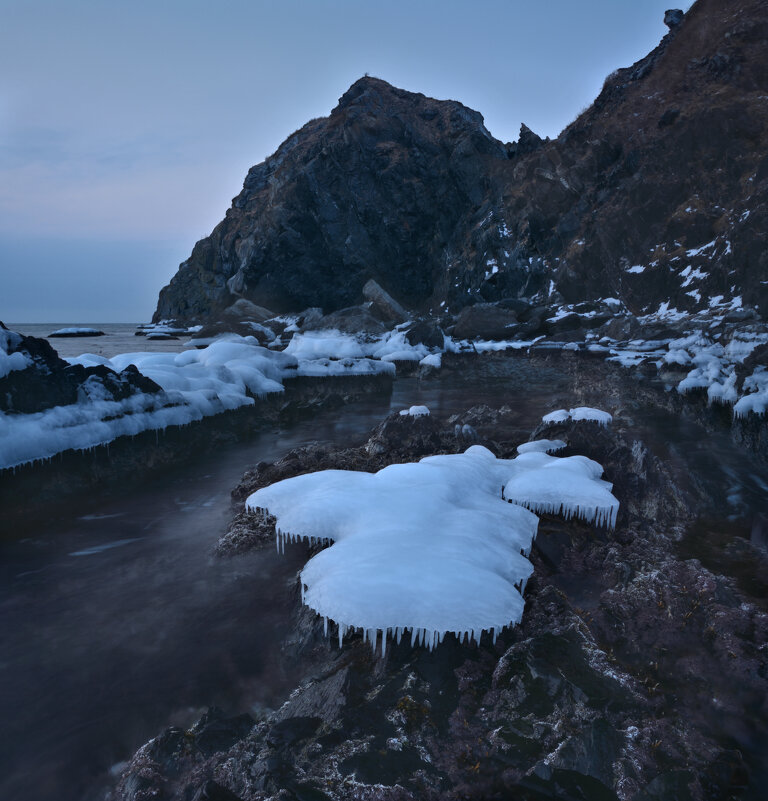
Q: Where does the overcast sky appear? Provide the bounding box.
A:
[1,0,693,322]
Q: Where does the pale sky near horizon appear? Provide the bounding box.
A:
[1,0,694,322]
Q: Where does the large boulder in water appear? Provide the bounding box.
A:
[0,322,161,415]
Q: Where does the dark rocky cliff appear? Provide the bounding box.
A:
[154,0,768,323]
[155,80,507,320]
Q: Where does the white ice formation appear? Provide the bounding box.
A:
[0,329,31,379]
[542,407,613,427]
[602,329,768,418]
[247,443,619,655]
[0,334,393,470]
[516,439,567,454]
[399,405,430,417]
[48,327,104,336]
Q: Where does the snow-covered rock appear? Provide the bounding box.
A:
[247,443,619,653]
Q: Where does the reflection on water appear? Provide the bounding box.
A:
[0,361,766,801]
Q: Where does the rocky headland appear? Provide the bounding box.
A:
[154,0,768,325]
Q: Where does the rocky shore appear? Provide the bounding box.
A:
[108,355,768,801]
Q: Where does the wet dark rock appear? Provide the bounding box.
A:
[295,308,324,331]
[598,315,642,341]
[192,709,256,756]
[543,312,583,335]
[0,325,162,415]
[497,297,534,316]
[315,305,386,334]
[116,390,768,800]
[403,319,445,349]
[362,279,408,323]
[222,299,275,322]
[190,320,277,346]
[266,717,322,749]
[192,780,245,801]
[453,303,520,341]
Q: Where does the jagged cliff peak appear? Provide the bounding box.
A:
[154,74,507,321]
[154,0,768,324]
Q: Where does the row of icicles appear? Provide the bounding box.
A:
[260,505,534,656]
[257,466,617,655]
[320,618,512,657]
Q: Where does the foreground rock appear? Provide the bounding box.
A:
[0,322,160,415]
[113,405,768,801]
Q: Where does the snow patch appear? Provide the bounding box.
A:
[247,443,618,653]
[399,405,430,417]
[542,407,612,427]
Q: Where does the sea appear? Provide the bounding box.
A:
[7,322,190,359]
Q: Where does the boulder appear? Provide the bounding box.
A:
[544,312,584,335]
[190,320,277,346]
[362,279,408,323]
[295,307,324,331]
[598,315,642,341]
[403,319,445,348]
[453,303,520,340]
[222,299,274,322]
[316,305,386,334]
[0,324,161,414]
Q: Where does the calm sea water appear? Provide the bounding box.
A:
[6,323,190,359]
[0,360,582,801]
[1,344,766,800]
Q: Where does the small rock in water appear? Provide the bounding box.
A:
[49,327,105,338]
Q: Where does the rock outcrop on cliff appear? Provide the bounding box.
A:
[154,0,768,324]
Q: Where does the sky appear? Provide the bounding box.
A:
[0,0,694,322]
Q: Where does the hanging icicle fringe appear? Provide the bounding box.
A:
[247,441,619,655]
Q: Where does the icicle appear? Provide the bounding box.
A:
[381,629,387,658]
[396,627,402,645]
[520,577,528,595]
[338,623,344,648]
[410,627,417,647]
[323,616,328,636]
[371,630,377,655]
[492,627,498,645]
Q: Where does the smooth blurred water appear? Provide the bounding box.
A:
[0,359,766,801]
